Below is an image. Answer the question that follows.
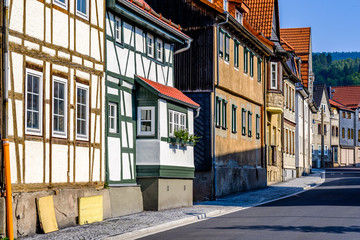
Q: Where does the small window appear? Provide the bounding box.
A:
[284,129,288,153]
[25,69,43,135]
[235,10,243,24]
[351,129,354,139]
[169,110,186,136]
[147,34,155,58]
[336,127,339,137]
[342,112,346,118]
[234,41,239,68]
[324,124,327,136]
[332,126,335,136]
[115,17,122,43]
[244,48,248,74]
[312,144,314,155]
[324,146,328,155]
[342,128,345,138]
[284,84,288,108]
[257,59,262,82]
[223,0,228,11]
[137,107,155,136]
[219,30,224,58]
[347,112,351,119]
[54,0,67,9]
[348,128,350,139]
[358,130,360,142]
[222,99,228,129]
[225,34,230,61]
[231,105,237,133]
[76,0,88,19]
[215,97,221,127]
[248,111,252,137]
[242,108,247,136]
[318,145,321,155]
[108,102,117,134]
[270,62,277,89]
[52,77,67,137]
[76,83,89,140]
[249,53,254,77]
[156,39,163,62]
[318,124,321,135]
[256,114,260,139]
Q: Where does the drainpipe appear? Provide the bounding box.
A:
[174,39,193,56]
[212,13,228,200]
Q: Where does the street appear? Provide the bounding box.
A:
[140,168,360,240]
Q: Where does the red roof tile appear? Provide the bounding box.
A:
[331,86,360,109]
[136,76,200,108]
[329,99,354,112]
[243,0,275,38]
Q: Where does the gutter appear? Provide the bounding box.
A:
[212,12,228,200]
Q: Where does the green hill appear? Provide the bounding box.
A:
[313,52,360,86]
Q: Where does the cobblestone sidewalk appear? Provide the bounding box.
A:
[22,170,325,240]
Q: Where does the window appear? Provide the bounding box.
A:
[257,59,262,82]
[25,69,42,135]
[235,10,243,24]
[222,99,228,129]
[348,128,350,139]
[332,126,335,136]
[270,62,277,89]
[231,105,237,133]
[336,127,339,137]
[272,126,276,145]
[108,102,117,134]
[324,124,327,136]
[347,112,351,119]
[250,53,254,77]
[234,41,239,68]
[324,146,328,155]
[115,17,122,43]
[54,0,67,9]
[223,0,228,11]
[292,89,295,111]
[244,48,248,73]
[312,144,314,155]
[156,39,163,62]
[137,107,155,136]
[147,34,154,58]
[256,114,260,139]
[285,84,288,108]
[52,77,67,137]
[318,145,321,155]
[318,124,321,135]
[169,110,186,136]
[351,129,354,139]
[242,108,247,135]
[342,128,345,138]
[215,97,221,127]
[76,84,89,140]
[225,34,230,61]
[358,130,360,142]
[285,129,288,153]
[219,30,224,58]
[76,0,88,19]
[248,111,252,137]
[342,112,346,118]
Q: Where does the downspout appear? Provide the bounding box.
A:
[264,56,271,174]
[174,39,193,56]
[212,13,228,200]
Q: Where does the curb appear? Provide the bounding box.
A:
[106,174,326,240]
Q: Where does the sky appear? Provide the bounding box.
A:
[279,0,360,53]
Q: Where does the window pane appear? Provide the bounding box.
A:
[141,122,151,132]
[77,0,86,14]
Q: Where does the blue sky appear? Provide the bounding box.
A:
[279,0,360,53]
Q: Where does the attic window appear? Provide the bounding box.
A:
[235,10,243,24]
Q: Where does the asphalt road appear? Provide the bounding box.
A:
[140,168,360,240]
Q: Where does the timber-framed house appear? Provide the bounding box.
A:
[146,0,273,200]
[105,0,199,211]
[1,0,106,237]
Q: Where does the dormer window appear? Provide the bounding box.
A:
[235,10,243,24]
[223,0,228,11]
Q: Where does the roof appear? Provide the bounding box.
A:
[243,0,275,38]
[136,76,200,108]
[122,0,190,39]
[281,37,295,52]
[329,99,354,112]
[331,86,360,109]
[313,84,330,109]
[280,27,311,88]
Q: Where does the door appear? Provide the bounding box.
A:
[334,147,338,164]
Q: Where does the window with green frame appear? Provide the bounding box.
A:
[219,30,224,58]
[250,52,254,77]
[222,99,228,129]
[225,34,230,61]
[244,47,248,73]
[248,111,253,137]
[242,108,247,135]
[232,104,237,133]
[215,97,221,127]
[234,41,239,68]
[257,58,262,82]
[256,114,260,139]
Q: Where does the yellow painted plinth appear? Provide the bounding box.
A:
[36,196,58,233]
[78,195,103,225]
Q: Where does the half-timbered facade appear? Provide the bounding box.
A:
[106,0,198,211]
[2,0,106,237]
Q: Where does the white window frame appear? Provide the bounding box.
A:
[147,33,155,58]
[137,107,155,136]
[52,76,67,138]
[169,110,187,136]
[53,0,68,9]
[115,16,122,43]
[270,62,278,89]
[25,69,43,136]
[235,10,243,24]
[76,0,89,20]
[108,102,117,134]
[156,38,163,62]
[76,83,89,141]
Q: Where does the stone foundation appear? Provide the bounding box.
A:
[109,186,143,216]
